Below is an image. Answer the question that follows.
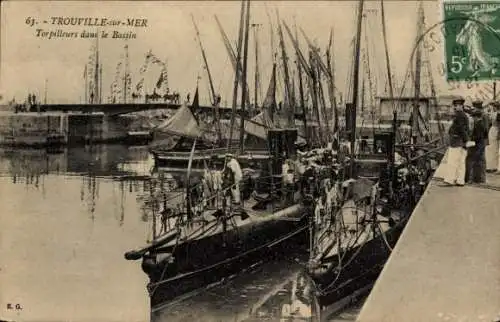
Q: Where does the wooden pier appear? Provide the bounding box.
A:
[356,162,500,322]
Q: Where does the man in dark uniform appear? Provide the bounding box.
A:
[444,98,469,186]
[466,101,489,183]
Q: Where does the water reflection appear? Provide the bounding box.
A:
[0,144,155,180]
[151,259,316,322]
[0,145,162,224]
[0,145,363,322]
[0,145,195,241]
[0,145,152,322]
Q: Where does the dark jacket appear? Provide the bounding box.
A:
[471,111,488,148]
[482,113,491,145]
[448,110,469,148]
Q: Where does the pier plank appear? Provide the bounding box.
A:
[357,173,500,322]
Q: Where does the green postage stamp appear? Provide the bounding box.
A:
[443,1,500,82]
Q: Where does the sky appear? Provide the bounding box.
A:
[1,0,491,106]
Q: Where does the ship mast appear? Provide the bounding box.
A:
[123,44,130,104]
[299,28,333,145]
[276,12,294,128]
[411,1,424,145]
[309,50,323,145]
[94,35,100,104]
[282,22,312,142]
[44,78,48,104]
[380,0,396,114]
[191,14,217,106]
[318,58,329,138]
[84,64,88,104]
[349,0,364,176]
[215,15,238,71]
[239,0,251,154]
[251,23,261,109]
[264,3,276,64]
[214,15,250,106]
[99,64,103,104]
[295,20,308,143]
[227,0,246,150]
[192,15,221,142]
[327,28,339,136]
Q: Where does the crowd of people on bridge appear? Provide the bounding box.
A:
[443,98,500,186]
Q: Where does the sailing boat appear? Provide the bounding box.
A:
[150,1,310,170]
[149,69,282,170]
[305,0,440,313]
[126,1,315,308]
[125,121,313,309]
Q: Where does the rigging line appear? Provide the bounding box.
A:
[368,13,382,108]
[377,221,393,251]
[376,13,387,93]
[216,55,231,94]
[345,37,355,107]
[151,224,309,290]
[148,225,182,297]
[362,26,375,119]
[318,224,371,293]
[421,47,441,140]
[362,17,379,135]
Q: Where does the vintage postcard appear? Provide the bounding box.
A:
[1,0,500,322]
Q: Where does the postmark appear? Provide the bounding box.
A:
[400,1,500,106]
[442,1,500,82]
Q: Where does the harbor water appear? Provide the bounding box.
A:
[0,144,364,322]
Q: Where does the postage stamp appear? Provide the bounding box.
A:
[443,0,500,82]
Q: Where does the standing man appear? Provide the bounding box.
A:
[282,159,295,205]
[443,98,469,186]
[224,153,243,208]
[467,101,489,183]
[486,102,499,172]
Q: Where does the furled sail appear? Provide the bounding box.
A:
[238,64,277,140]
[154,103,201,139]
[243,111,274,140]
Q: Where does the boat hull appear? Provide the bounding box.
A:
[150,149,270,169]
[309,218,408,309]
[143,209,311,308]
[126,131,153,146]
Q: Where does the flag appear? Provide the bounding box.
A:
[160,67,168,90]
[140,50,153,73]
[126,73,132,96]
[151,55,162,65]
[136,78,144,91]
[83,65,87,79]
[156,72,163,89]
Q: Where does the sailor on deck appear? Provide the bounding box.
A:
[443,98,469,186]
[282,159,295,205]
[466,101,489,183]
[224,153,243,206]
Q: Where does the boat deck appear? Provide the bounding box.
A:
[356,165,500,321]
[161,192,305,248]
[312,199,393,263]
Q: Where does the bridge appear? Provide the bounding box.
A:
[356,163,500,322]
[39,103,251,117]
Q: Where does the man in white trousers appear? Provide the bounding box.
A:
[225,153,243,207]
[444,98,470,186]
